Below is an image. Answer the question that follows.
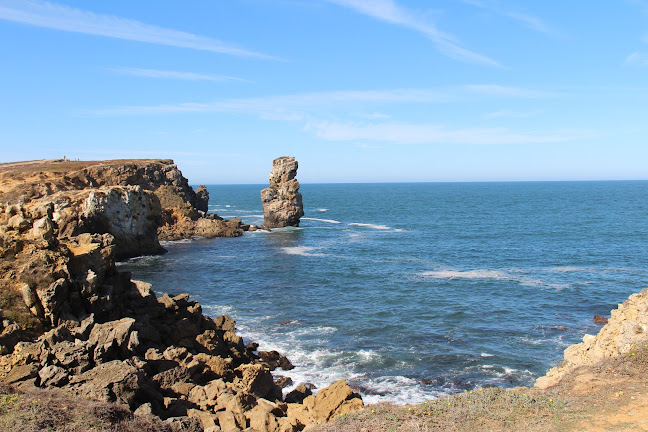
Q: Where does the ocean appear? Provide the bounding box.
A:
[119,181,648,404]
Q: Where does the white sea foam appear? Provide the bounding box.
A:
[349,222,392,230]
[480,352,494,357]
[317,208,328,212]
[301,217,342,224]
[281,246,327,257]
[421,268,569,290]
[421,270,509,280]
[159,238,194,246]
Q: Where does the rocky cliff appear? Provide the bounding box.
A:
[535,287,648,389]
[0,158,362,432]
[260,157,304,228]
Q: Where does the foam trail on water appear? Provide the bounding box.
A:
[301,217,342,224]
[281,246,327,257]
[349,222,392,230]
[420,268,569,290]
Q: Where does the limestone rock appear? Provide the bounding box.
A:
[302,379,363,423]
[38,364,69,387]
[536,287,648,389]
[260,157,304,228]
[78,186,165,259]
[194,185,210,213]
[69,359,143,406]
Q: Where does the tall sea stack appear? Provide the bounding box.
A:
[260,156,304,228]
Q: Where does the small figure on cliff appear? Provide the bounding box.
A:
[260,156,304,228]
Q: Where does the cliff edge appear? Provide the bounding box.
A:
[0,158,363,432]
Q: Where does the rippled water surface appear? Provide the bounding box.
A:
[120,181,648,403]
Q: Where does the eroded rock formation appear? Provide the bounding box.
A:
[260,157,304,228]
[535,288,648,389]
[0,158,362,431]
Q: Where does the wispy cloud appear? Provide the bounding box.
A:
[461,0,558,36]
[323,0,500,66]
[305,120,595,145]
[464,84,557,98]
[484,109,542,118]
[85,85,556,116]
[0,0,277,59]
[109,67,250,82]
[625,52,648,66]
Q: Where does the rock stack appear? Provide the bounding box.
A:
[260,157,304,228]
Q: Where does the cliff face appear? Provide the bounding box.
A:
[535,287,648,389]
[260,157,304,228]
[0,158,363,431]
[0,159,243,258]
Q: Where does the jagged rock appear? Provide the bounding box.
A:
[260,157,304,228]
[88,317,136,363]
[593,314,608,324]
[194,185,210,213]
[234,364,276,399]
[69,360,143,406]
[275,377,293,389]
[536,287,648,389]
[258,350,294,371]
[284,384,312,404]
[165,416,204,432]
[77,186,165,259]
[2,363,39,385]
[302,379,363,423]
[38,364,69,387]
[134,402,155,417]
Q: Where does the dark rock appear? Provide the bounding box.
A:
[259,350,294,371]
[2,363,39,385]
[193,185,209,213]
[285,383,313,404]
[593,314,608,325]
[275,376,293,389]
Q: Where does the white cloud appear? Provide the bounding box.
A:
[464,84,557,98]
[85,85,556,116]
[461,0,558,36]
[0,0,276,59]
[109,67,250,82]
[484,109,542,118]
[625,52,648,66]
[323,0,500,66]
[305,120,595,145]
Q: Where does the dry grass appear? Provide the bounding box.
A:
[0,384,171,432]
[315,341,648,432]
[315,387,579,432]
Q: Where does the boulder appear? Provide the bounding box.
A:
[593,314,608,324]
[260,157,304,228]
[258,350,294,371]
[88,317,136,362]
[284,384,312,404]
[38,365,69,387]
[234,364,275,399]
[69,360,143,406]
[302,379,363,423]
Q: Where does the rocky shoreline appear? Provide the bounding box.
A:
[0,158,363,431]
[1,158,647,431]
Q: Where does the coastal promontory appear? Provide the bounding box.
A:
[0,158,363,432]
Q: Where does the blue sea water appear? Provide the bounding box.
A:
[119,181,648,404]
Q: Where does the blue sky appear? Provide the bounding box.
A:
[1,0,647,183]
